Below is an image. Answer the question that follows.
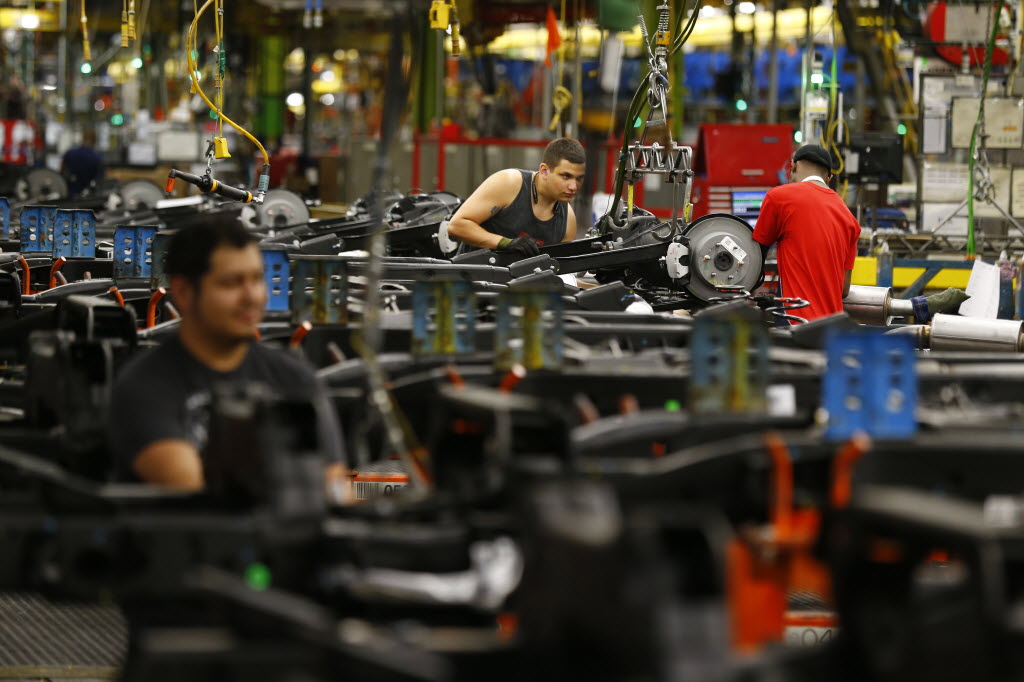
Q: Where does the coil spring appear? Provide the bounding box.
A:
[657,3,670,32]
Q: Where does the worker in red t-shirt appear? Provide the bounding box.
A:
[752,144,860,322]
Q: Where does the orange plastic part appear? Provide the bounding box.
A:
[289,320,313,348]
[445,365,465,389]
[830,432,872,509]
[146,287,166,328]
[108,286,126,307]
[17,256,30,295]
[498,364,526,393]
[48,256,67,289]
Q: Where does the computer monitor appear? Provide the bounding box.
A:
[842,133,904,184]
[732,190,767,214]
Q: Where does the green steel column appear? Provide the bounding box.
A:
[672,3,685,141]
[256,35,285,141]
[413,13,442,134]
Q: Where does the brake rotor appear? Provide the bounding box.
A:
[15,168,68,202]
[252,189,310,228]
[681,213,764,301]
[114,179,164,211]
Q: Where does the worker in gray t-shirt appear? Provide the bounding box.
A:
[447,138,586,257]
[108,221,343,490]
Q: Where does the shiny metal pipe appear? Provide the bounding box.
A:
[929,314,1024,352]
[844,285,894,325]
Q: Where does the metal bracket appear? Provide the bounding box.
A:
[411,280,476,356]
[625,142,693,179]
[665,241,690,280]
[495,289,564,371]
[823,331,917,441]
[261,247,291,312]
[150,231,173,290]
[112,225,158,279]
[688,311,769,414]
[52,209,97,258]
[291,256,349,324]
[435,219,459,256]
[0,198,10,239]
[19,205,57,253]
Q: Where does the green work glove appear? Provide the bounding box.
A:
[497,235,541,257]
[924,287,970,315]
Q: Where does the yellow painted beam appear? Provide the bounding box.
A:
[851,256,972,289]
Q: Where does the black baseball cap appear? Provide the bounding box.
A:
[792,144,835,173]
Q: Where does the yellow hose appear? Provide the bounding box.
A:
[187,0,269,165]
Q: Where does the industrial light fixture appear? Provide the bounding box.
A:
[320,93,335,106]
[810,73,824,85]
[20,12,40,29]
[286,92,304,107]
[737,2,756,14]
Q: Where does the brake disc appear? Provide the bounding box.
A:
[15,168,68,202]
[250,188,310,228]
[681,213,764,301]
[113,179,164,211]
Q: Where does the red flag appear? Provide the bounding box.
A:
[544,7,562,68]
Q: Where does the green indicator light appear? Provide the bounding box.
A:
[633,116,643,128]
[209,110,219,120]
[794,130,803,143]
[80,62,92,74]
[735,99,748,111]
[111,113,124,126]
[810,73,824,85]
[665,399,682,412]
[131,57,143,69]
[897,123,907,135]
[245,562,271,591]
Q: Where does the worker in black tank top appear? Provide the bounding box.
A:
[448,138,586,258]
